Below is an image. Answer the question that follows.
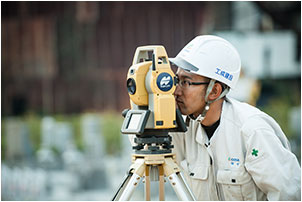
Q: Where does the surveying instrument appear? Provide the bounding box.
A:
[112,46,196,201]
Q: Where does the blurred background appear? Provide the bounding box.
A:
[1,1,301,201]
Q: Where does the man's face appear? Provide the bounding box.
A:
[174,68,208,117]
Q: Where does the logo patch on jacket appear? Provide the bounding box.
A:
[252,148,259,157]
[228,157,240,167]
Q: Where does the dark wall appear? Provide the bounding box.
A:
[2,1,206,115]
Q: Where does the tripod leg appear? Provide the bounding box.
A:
[112,170,133,201]
[112,158,146,201]
[114,172,142,201]
[163,156,196,200]
[145,165,151,201]
[158,165,165,201]
[167,172,196,201]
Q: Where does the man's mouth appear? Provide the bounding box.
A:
[176,98,184,105]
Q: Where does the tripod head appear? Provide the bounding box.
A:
[121,46,187,154]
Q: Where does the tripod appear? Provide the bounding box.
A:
[112,135,196,201]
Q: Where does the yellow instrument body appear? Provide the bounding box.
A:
[127,46,176,129]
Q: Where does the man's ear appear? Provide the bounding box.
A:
[208,83,222,101]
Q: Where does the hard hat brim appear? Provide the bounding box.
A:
[169,57,199,73]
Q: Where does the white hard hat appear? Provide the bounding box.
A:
[169,35,241,89]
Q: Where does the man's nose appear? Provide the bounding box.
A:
[173,85,182,97]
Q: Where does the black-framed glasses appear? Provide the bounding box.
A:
[174,77,209,89]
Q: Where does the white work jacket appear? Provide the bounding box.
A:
[170,97,301,201]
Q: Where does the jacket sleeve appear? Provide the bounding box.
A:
[243,115,301,201]
[170,131,186,165]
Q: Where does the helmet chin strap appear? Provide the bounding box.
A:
[189,79,229,123]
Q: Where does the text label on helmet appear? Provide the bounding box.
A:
[215,68,233,81]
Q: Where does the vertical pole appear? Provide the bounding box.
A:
[145,165,151,201]
[159,165,165,201]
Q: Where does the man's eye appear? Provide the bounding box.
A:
[182,80,189,86]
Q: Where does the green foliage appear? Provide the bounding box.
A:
[53,114,83,151]
[69,115,84,151]
[101,112,123,155]
[24,114,41,152]
[1,119,6,161]
[51,112,123,155]
[259,79,301,140]
[2,112,123,159]
[260,97,293,138]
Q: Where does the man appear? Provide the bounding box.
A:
[169,35,301,200]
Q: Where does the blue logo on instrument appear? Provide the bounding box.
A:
[157,73,173,92]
